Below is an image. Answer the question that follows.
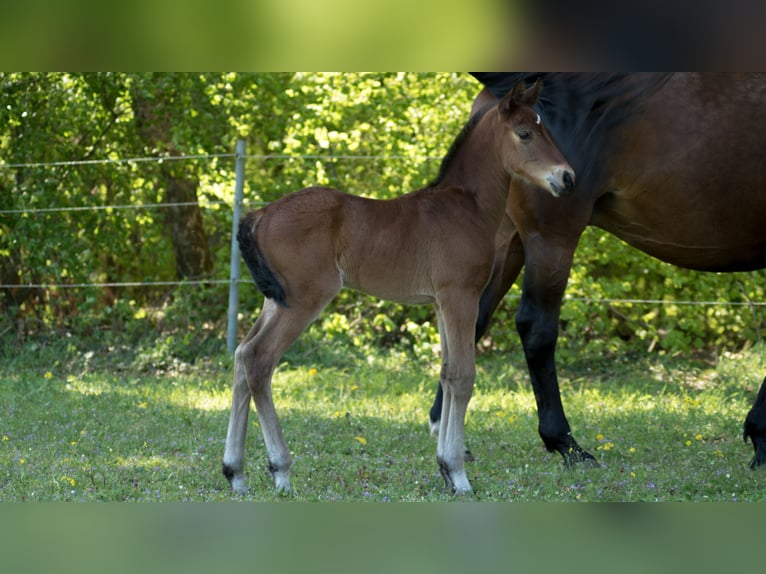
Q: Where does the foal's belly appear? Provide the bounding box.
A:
[340,259,437,306]
[342,277,435,306]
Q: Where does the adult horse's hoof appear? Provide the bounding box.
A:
[562,446,598,469]
[556,435,598,468]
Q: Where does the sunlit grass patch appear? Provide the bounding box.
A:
[1,340,764,501]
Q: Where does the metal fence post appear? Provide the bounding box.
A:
[226,139,246,353]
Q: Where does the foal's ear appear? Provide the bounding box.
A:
[522,79,543,106]
[499,79,542,116]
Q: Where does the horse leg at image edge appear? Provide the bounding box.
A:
[744,375,766,469]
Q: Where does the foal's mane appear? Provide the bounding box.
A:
[429,103,492,187]
[471,73,674,193]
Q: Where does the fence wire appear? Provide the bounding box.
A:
[1,150,764,310]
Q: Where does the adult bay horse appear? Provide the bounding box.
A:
[428,73,766,470]
[222,81,575,495]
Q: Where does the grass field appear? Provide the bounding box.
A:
[1,338,765,501]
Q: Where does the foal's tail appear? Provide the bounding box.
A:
[237,211,288,307]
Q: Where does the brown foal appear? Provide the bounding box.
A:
[222,80,574,495]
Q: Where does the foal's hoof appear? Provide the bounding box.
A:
[268,462,292,494]
[222,463,249,495]
[437,457,473,495]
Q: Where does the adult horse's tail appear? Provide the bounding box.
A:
[237,211,288,307]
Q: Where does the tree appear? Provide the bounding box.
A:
[130,74,213,279]
[1,72,763,356]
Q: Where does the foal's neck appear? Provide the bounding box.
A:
[434,114,510,228]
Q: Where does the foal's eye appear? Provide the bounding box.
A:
[516,130,531,141]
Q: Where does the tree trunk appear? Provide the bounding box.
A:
[162,166,213,279]
[131,90,213,280]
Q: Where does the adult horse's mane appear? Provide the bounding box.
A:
[471,73,675,193]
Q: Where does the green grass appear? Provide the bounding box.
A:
[1,338,765,501]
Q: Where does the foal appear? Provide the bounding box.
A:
[222,80,574,495]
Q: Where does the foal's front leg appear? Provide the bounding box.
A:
[435,295,479,495]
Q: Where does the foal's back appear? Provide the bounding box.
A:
[253,185,495,305]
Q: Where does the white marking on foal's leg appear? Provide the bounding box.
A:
[260,418,292,493]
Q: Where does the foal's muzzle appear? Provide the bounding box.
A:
[548,168,576,197]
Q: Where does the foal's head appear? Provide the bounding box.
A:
[496,80,575,197]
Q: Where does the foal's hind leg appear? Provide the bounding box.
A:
[222,302,277,493]
[223,309,271,494]
[223,296,334,494]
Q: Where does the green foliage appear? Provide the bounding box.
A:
[2,72,765,359]
[562,228,766,356]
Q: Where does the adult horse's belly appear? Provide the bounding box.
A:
[591,189,766,272]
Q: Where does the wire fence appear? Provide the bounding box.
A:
[3,146,766,306]
[3,143,766,351]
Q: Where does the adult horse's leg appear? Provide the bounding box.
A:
[434,290,480,494]
[515,236,596,466]
[429,228,525,435]
[744,376,766,469]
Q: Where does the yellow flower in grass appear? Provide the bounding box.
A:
[308,368,318,376]
[354,436,367,445]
